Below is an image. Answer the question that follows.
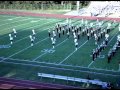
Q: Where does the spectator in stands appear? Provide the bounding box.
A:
[107,82,112,89]
[110,83,114,89]
[86,75,91,80]
[102,83,108,89]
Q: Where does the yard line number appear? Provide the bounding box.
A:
[41,49,55,53]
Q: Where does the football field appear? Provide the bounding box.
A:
[0,14,120,87]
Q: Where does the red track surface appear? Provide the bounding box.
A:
[0,11,120,22]
[0,77,80,89]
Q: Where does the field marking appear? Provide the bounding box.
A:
[0,18,58,40]
[7,16,21,20]
[30,20,40,23]
[0,56,119,73]
[6,18,75,44]
[87,32,119,68]
[0,15,54,28]
[57,21,108,65]
[32,38,68,61]
[88,61,94,68]
[0,19,63,61]
[58,40,88,64]
[0,17,33,27]
[32,20,85,61]
[0,15,56,20]
[12,20,57,44]
[0,16,21,22]
[0,19,68,62]
[6,57,120,73]
[0,20,80,61]
[0,15,21,18]
[0,18,34,39]
[0,19,119,77]
[2,60,120,77]
[0,15,61,26]
[0,37,49,62]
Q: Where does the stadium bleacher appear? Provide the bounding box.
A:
[38,73,107,86]
[77,1,120,18]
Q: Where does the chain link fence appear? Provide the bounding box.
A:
[0,3,78,10]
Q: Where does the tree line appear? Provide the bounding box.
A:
[0,1,90,6]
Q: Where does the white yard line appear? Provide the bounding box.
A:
[2,60,120,77]
[32,38,68,61]
[0,15,20,18]
[0,17,32,27]
[88,61,94,68]
[0,37,49,62]
[58,40,88,64]
[0,15,55,20]
[0,18,54,40]
[0,15,53,28]
[13,20,56,44]
[87,32,119,68]
[0,17,56,39]
[32,21,81,61]
[0,16,21,22]
[3,19,119,74]
[0,15,58,26]
[0,18,63,62]
[108,32,118,44]
[0,19,61,62]
[2,56,119,73]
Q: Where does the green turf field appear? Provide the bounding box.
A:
[0,14,120,88]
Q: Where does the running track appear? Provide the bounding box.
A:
[0,77,80,89]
